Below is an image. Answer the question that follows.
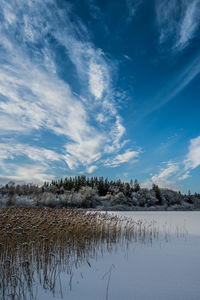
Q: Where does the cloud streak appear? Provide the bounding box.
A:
[156,0,200,51]
[104,150,140,167]
[144,135,200,189]
[0,165,54,185]
[0,143,62,164]
[135,54,200,121]
[126,0,143,23]
[183,136,200,171]
[0,0,138,182]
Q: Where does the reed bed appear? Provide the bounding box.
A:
[0,207,159,300]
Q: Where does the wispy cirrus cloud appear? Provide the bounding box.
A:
[0,0,138,183]
[0,143,61,184]
[151,162,180,190]
[136,54,200,120]
[143,135,200,190]
[183,136,200,172]
[0,143,62,165]
[126,0,143,23]
[177,0,200,50]
[104,149,140,167]
[89,62,108,100]
[156,0,200,51]
[105,116,126,153]
[0,165,54,185]
[133,1,200,122]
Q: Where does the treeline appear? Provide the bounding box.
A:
[0,177,141,197]
[43,177,141,197]
[0,176,200,210]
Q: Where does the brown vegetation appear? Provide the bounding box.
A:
[0,207,159,299]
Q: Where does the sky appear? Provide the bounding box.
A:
[0,0,200,193]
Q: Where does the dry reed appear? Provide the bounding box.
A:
[0,207,159,300]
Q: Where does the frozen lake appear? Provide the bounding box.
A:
[1,211,200,300]
[37,212,200,300]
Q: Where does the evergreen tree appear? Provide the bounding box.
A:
[133,179,140,192]
[124,182,132,197]
[187,189,193,204]
[152,184,162,205]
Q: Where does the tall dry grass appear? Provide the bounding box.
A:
[0,207,159,299]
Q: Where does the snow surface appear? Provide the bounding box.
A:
[35,212,200,300]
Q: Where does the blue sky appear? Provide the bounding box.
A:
[0,0,200,193]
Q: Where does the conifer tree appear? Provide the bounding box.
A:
[133,179,140,192]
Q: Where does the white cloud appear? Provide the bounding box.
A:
[0,165,54,185]
[177,136,200,181]
[178,171,190,181]
[63,135,103,170]
[176,0,200,50]
[0,143,62,163]
[0,143,62,184]
[104,116,126,153]
[156,0,200,51]
[0,59,94,142]
[0,0,131,181]
[144,136,200,189]
[96,113,104,123]
[53,30,115,115]
[184,136,200,170]
[89,62,106,99]
[14,165,53,183]
[86,165,98,174]
[150,162,179,189]
[0,115,26,132]
[104,150,140,167]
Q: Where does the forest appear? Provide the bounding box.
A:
[0,176,200,210]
